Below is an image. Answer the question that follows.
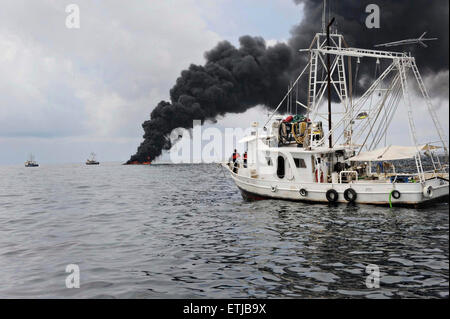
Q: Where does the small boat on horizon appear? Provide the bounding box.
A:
[86,153,100,165]
[25,154,39,167]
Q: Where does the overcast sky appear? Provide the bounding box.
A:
[0,0,448,165]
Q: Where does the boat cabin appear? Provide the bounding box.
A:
[235,118,358,184]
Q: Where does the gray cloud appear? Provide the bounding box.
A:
[0,1,221,140]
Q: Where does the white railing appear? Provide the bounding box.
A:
[339,170,358,183]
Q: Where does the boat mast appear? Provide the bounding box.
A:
[321,0,326,33]
[326,17,335,148]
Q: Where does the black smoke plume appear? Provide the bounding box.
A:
[127,37,294,163]
[290,0,448,73]
[128,0,448,163]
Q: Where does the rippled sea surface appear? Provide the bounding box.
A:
[0,163,448,298]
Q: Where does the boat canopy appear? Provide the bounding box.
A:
[349,144,439,162]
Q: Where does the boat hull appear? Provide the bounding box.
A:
[226,166,449,208]
[237,185,448,208]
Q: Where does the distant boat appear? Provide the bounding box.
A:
[86,153,100,165]
[25,154,39,167]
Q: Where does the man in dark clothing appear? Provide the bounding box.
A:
[232,149,239,173]
[232,149,239,162]
[243,151,248,168]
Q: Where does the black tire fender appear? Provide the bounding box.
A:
[299,188,308,197]
[344,188,357,202]
[423,186,433,198]
[391,190,401,199]
[326,189,339,203]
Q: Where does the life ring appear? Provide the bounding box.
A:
[326,189,339,203]
[344,188,357,202]
[271,186,278,193]
[391,190,401,199]
[423,186,433,198]
[299,188,308,197]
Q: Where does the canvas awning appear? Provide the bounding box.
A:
[348,144,439,161]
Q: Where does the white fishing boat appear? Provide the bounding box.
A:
[222,8,449,207]
[86,152,100,165]
[25,154,39,167]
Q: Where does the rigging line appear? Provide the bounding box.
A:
[333,95,378,147]
[370,82,402,150]
[366,59,382,142]
[351,62,396,113]
[355,83,396,147]
[325,85,372,145]
[331,90,374,147]
[357,74,399,155]
[380,82,403,142]
[318,62,397,146]
[347,89,380,142]
[378,59,388,147]
[373,93,401,149]
[350,90,380,140]
[290,82,293,114]
[263,61,310,127]
[372,89,397,147]
[353,59,360,96]
[287,84,290,114]
[357,80,399,150]
[333,84,389,149]
[369,84,398,149]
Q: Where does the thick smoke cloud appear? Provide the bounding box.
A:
[127,37,293,163]
[128,0,448,163]
[291,0,448,74]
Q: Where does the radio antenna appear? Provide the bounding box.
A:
[374,32,438,48]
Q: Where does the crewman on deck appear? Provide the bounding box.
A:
[232,149,240,173]
[243,151,248,168]
[232,149,239,162]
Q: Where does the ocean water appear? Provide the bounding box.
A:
[0,162,448,299]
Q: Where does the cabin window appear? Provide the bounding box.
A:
[277,156,285,179]
[266,157,273,166]
[294,158,307,168]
